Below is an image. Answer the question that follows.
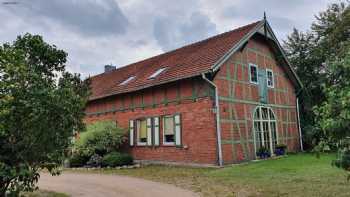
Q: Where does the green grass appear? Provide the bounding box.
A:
[67,153,350,197]
[21,190,69,197]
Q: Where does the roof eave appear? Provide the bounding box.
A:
[88,72,205,101]
[210,20,265,72]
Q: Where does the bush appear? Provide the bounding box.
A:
[69,153,90,167]
[86,154,103,167]
[102,152,133,167]
[333,149,350,171]
[75,121,127,155]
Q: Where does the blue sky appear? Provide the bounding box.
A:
[0,0,339,78]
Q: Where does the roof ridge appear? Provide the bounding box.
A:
[90,20,261,79]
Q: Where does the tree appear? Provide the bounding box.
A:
[283,29,325,149]
[0,34,90,196]
[315,47,350,173]
[283,1,350,149]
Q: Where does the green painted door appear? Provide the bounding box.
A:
[258,68,268,103]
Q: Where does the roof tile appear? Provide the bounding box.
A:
[89,21,261,100]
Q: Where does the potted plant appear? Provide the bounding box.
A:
[256,146,271,159]
[274,144,287,156]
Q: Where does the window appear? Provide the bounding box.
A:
[130,117,159,146]
[148,67,167,79]
[119,76,135,85]
[249,64,258,84]
[163,115,175,145]
[162,114,181,146]
[136,119,147,145]
[253,106,278,156]
[129,114,181,147]
[266,69,274,88]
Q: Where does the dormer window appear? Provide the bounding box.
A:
[148,67,167,79]
[119,76,135,85]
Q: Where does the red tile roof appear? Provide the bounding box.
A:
[89,21,261,100]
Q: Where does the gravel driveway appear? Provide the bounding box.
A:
[38,172,199,197]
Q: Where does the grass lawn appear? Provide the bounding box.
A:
[67,153,350,197]
[21,190,69,197]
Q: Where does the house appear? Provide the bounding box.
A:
[84,19,303,166]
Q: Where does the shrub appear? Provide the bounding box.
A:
[69,153,90,167]
[75,121,127,155]
[102,152,133,167]
[333,149,350,171]
[86,154,103,167]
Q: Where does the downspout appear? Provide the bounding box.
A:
[202,73,223,166]
[296,97,304,151]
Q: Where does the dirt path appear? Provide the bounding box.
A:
[38,172,199,197]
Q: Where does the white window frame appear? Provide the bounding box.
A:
[266,69,274,88]
[253,106,278,157]
[119,76,135,86]
[249,63,258,84]
[148,67,167,79]
[162,115,176,146]
[136,119,147,146]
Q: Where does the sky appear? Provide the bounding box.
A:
[0,0,339,78]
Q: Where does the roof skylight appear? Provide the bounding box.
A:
[148,67,167,79]
[119,76,135,85]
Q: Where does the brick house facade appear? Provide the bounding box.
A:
[84,20,303,166]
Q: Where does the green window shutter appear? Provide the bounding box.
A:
[129,120,134,146]
[258,68,268,103]
[174,114,182,146]
[153,117,160,146]
[146,117,153,146]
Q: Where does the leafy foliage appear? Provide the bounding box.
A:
[0,34,90,195]
[101,152,133,167]
[315,49,350,140]
[69,153,90,168]
[315,48,350,172]
[283,1,350,149]
[86,154,103,168]
[74,121,127,157]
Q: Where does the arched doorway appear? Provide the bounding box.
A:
[253,106,278,156]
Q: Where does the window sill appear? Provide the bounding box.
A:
[162,143,176,146]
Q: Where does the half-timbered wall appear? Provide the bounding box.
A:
[214,35,300,164]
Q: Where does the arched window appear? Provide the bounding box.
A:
[253,106,278,155]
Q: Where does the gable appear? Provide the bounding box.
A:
[211,20,302,90]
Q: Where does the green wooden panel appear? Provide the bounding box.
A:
[258,68,268,103]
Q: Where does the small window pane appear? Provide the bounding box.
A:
[137,119,147,143]
[266,70,274,87]
[254,107,260,119]
[269,109,276,120]
[262,108,268,120]
[148,67,167,79]
[120,76,135,85]
[164,116,175,143]
[250,64,258,83]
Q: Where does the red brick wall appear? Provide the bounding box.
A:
[84,78,218,165]
[214,35,300,164]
